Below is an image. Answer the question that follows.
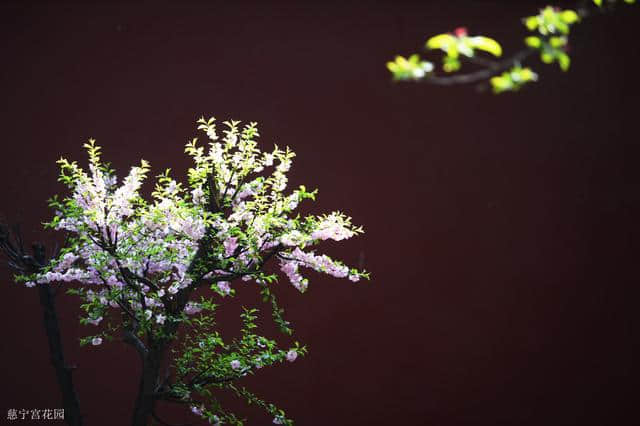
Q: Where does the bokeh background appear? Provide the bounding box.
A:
[0,1,637,425]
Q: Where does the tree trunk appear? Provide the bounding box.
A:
[131,346,165,426]
[38,284,84,426]
[130,279,194,425]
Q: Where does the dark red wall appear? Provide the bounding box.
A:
[0,1,637,425]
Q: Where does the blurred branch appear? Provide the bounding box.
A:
[388,0,635,92]
[0,222,83,426]
[426,48,536,86]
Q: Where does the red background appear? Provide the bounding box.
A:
[0,1,637,425]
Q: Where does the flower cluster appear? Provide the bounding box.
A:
[20,117,369,424]
[25,118,368,333]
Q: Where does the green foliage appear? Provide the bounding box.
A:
[24,117,369,425]
[523,7,578,71]
[386,54,434,80]
[471,36,503,57]
[425,29,502,72]
[594,0,636,7]
[490,66,538,93]
[172,305,306,424]
[261,286,293,335]
[524,6,580,35]
[387,1,636,93]
[229,384,292,426]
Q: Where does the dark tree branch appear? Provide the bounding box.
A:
[188,373,236,388]
[0,223,83,426]
[424,48,536,86]
[123,322,149,358]
[207,170,222,214]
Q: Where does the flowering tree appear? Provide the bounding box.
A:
[2,117,369,425]
[387,0,636,93]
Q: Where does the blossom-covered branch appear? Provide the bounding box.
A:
[387,0,636,93]
[14,117,370,425]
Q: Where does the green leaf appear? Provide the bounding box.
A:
[426,33,456,50]
[549,36,567,48]
[555,20,570,35]
[561,10,579,24]
[387,55,433,80]
[541,52,554,64]
[525,16,538,31]
[446,43,459,59]
[491,66,538,94]
[443,56,460,72]
[519,68,537,81]
[490,75,511,93]
[557,52,571,71]
[525,36,541,48]
[593,0,602,6]
[470,36,502,57]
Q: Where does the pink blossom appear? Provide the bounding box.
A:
[224,236,238,257]
[191,187,205,205]
[286,349,298,362]
[184,303,202,315]
[30,120,368,359]
[87,316,103,326]
[454,26,468,37]
[279,259,308,292]
[311,222,354,242]
[217,281,231,296]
